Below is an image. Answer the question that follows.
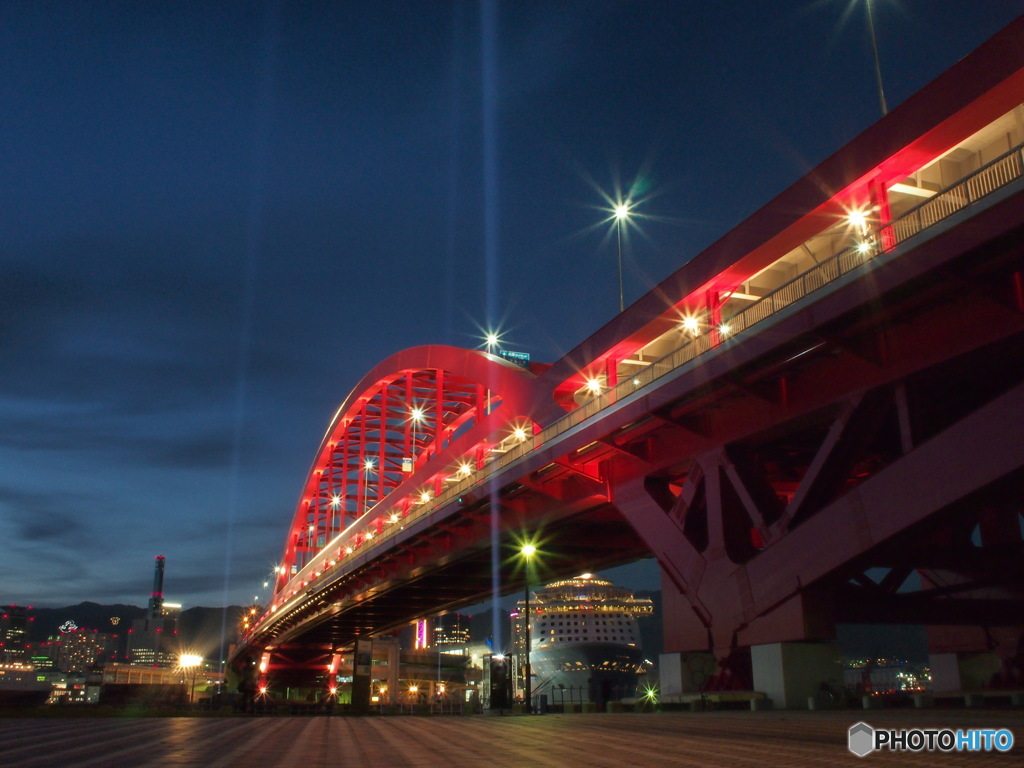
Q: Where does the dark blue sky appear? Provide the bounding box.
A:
[2,1,1020,609]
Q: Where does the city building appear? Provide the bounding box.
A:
[0,605,31,663]
[432,614,471,655]
[51,629,116,673]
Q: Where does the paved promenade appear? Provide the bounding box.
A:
[0,709,1020,767]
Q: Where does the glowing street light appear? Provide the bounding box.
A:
[520,542,537,714]
[179,653,202,704]
[614,202,632,313]
[410,405,426,463]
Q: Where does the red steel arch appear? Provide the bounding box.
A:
[275,345,542,593]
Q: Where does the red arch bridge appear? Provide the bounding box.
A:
[232,21,1024,709]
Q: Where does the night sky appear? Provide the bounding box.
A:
[2,1,1020,610]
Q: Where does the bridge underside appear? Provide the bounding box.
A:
[600,196,1024,675]
[250,496,648,684]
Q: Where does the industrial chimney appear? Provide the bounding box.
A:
[148,555,166,622]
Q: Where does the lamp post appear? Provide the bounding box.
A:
[614,204,630,313]
[520,543,536,713]
[179,653,202,705]
[860,0,887,116]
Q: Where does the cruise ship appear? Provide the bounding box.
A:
[513,574,654,705]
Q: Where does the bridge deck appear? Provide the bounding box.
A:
[1,710,1020,767]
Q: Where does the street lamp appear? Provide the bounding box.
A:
[614,203,631,313]
[179,653,202,704]
[520,542,537,713]
[410,406,426,462]
[864,0,888,116]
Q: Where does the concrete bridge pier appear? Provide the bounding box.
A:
[750,642,843,709]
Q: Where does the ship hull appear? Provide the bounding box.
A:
[530,641,645,705]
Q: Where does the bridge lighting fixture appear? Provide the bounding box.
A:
[585,378,602,395]
[365,530,374,540]
[330,494,341,509]
[847,209,869,233]
[364,458,376,472]
[420,491,431,503]
[857,240,874,255]
[345,546,353,554]
[513,426,527,441]
[718,322,731,336]
[389,512,400,523]
[680,316,700,335]
[458,462,472,477]
[485,332,500,350]
[410,407,425,423]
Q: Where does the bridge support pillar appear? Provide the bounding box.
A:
[750,642,843,709]
[351,638,373,715]
[929,652,1003,693]
[659,652,717,697]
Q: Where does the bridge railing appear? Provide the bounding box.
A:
[261,140,1024,623]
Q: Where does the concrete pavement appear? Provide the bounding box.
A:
[0,709,1021,767]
